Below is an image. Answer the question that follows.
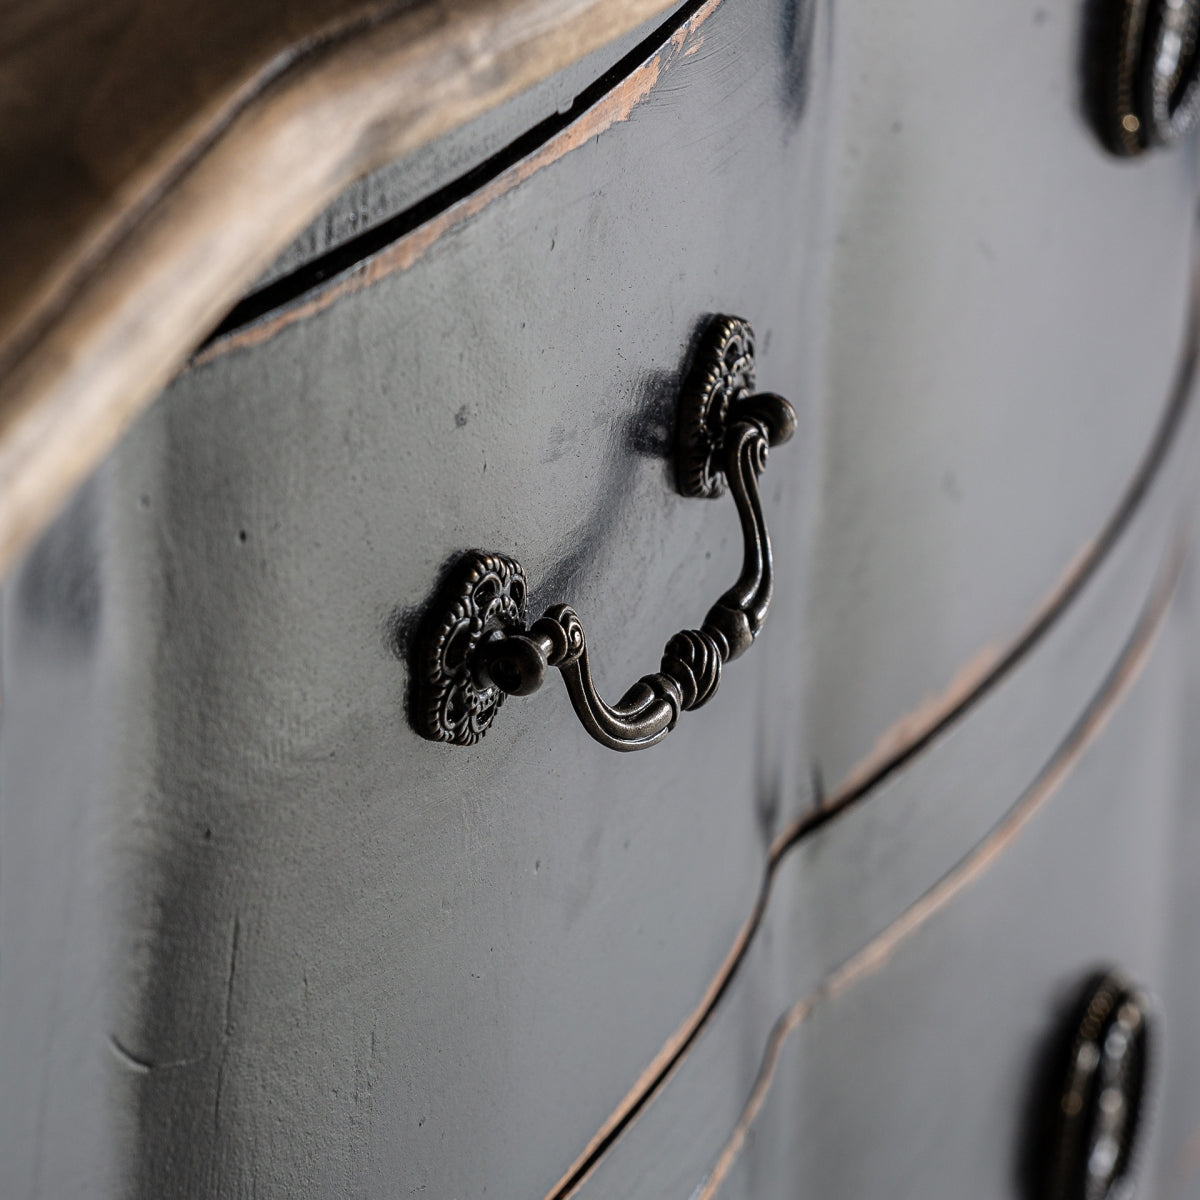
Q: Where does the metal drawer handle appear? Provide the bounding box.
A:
[412,315,795,751]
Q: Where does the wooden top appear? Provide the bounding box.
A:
[0,0,677,576]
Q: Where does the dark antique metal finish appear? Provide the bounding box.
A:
[676,315,759,500]
[1045,971,1154,1200]
[416,552,530,744]
[1097,0,1200,154]
[413,315,796,750]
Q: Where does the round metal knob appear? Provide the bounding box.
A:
[1045,971,1154,1200]
[1096,0,1200,154]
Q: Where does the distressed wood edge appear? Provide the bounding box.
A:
[0,0,682,578]
[0,0,416,380]
[193,46,670,364]
[191,0,724,367]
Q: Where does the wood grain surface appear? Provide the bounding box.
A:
[0,0,680,578]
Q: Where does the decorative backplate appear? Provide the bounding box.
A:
[676,315,757,499]
[416,551,528,745]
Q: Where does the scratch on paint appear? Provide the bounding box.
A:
[210,912,241,1144]
[224,913,240,1037]
[213,1054,227,1136]
[107,1034,195,1074]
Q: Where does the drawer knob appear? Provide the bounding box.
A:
[1044,971,1154,1200]
[1097,0,1200,153]
[411,315,795,750]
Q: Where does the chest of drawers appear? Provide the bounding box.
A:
[2,1,1200,1196]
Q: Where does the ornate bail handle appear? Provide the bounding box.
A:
[413,315,795,751]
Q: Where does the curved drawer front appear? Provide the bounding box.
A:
[204,0,1200,835]
[802,0,1198,819]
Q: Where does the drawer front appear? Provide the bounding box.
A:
[202,0,1200,842]
[803,0,1198,812]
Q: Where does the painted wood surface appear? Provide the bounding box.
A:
[188,0,1200,848]
[1151,549,1200,1199]
[242,13,666,296]
[2,0,1199,1195]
